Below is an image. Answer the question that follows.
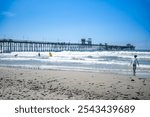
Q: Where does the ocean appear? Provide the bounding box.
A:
[0,51,150,78]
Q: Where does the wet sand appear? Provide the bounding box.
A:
[0,67,150,100]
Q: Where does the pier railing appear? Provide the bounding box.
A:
[0,39,135,53]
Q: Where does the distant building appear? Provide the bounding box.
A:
[81,38,86,45]
[87,38,92,45]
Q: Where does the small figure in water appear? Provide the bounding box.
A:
[38,53,40,57]
[131,55,139,76]
[14,54,18,57]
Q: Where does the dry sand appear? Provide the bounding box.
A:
[0,67,150,100]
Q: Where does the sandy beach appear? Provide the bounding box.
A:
[0,66,150,100]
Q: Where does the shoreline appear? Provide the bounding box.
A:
[0,64,149,78]
[0,66,150,100]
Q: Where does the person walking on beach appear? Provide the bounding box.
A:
[131,55,139,76]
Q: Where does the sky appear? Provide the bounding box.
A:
[0,0,150,49]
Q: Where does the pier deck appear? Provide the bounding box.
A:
[0,39,135,53]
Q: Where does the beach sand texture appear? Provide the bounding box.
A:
[0,67,150,100]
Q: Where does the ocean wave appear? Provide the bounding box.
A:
[1,51,150,59]
[0,51,150,71]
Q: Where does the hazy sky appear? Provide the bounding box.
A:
[0,0,150,49]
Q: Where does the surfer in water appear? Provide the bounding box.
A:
[38,53,40,57]
[131,55,139,76]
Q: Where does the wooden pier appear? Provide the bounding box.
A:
[0,38,135,53]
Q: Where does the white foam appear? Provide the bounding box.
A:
[0,51,150,70]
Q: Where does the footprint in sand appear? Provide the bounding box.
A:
[142,79,146,85]
[136,91,143,96]
[99,84,104,86]
[127,85,134,89]
[16,79,23,83]
[89,83,94,85]
[20,73,23,75]
[131,78,135,81]
[132,97,139,100]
